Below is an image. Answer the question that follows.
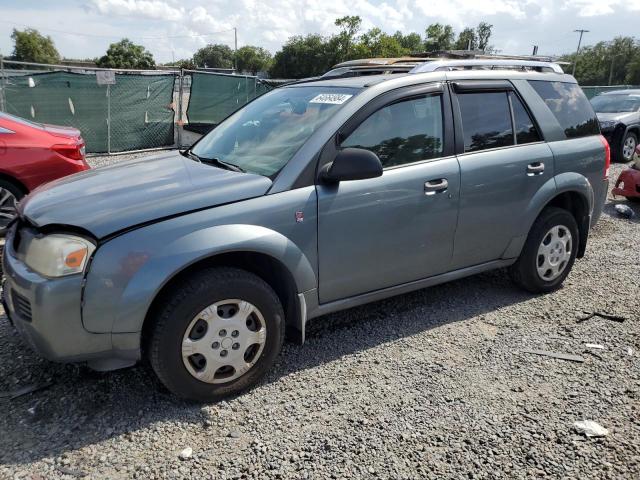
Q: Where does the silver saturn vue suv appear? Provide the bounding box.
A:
[2,60,609,402]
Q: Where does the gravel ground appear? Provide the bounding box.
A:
[0,157,638,479]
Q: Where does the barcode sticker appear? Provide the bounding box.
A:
[309,93,353,105]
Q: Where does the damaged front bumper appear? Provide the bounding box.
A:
[1,223,138,370]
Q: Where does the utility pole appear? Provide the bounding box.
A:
[608,54,621,86]
[572,29,589,76]
[234,27,238,73]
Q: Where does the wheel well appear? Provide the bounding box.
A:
[545,191,589,258]
[142,251,302,353]
[0,173,28,196]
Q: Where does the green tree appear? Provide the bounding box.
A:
[627,56,640,84]
[424,23,454,52]
[192,44,234,69]
[561,36,640,85]
[332,15,363,61]
[355,28,407,58]
[235,46,273,75]
[171,58,196,69]
[476,22,493,51]
[96,39,155,69]
[393,31,423,53]
[270,34,334,78]
[10,28,61,64]
[454,27,477,50]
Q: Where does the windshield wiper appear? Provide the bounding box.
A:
[184,150,245,173]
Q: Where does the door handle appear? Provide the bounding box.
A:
[526,162,545,176]
[424,178,448,195]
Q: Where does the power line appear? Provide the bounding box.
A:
[0,20,235,40]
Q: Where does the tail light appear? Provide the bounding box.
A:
[599,134,610,179]
[52,141,86,162]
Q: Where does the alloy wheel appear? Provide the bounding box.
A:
[536,225,572,281]
[181,299,267,384]
[623,135,637,161]
[0,187,18,232]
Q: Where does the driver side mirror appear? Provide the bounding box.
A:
[320,148,383,183]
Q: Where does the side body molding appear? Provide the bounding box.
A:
[82,222,316,333]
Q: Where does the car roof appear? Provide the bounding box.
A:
[601,89,640,95]
[332,57,426,68]
[285,68,575,91]
[285,74,402,88]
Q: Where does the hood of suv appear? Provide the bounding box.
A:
[19,150,273,238]
[596,112,638,123]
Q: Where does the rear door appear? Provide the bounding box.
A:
[317,83,460,303]
[449,81,555,269]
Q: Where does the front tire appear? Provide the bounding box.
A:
[510,207,579,293]
[148,267,285,402]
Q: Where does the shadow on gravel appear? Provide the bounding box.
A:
[0,268,533,466]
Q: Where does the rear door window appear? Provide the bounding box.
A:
[528,81,599,138]
[457,92,513,152]
[509,92,541,144]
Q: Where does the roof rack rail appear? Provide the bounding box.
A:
[411,59,565,74]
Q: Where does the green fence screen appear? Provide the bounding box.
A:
[186,72,271,131]
[3,71,175,153]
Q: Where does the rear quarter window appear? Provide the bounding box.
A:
[528,81,599,139]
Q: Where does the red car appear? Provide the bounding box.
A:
[0,112,90,231]
[612,144,640,203]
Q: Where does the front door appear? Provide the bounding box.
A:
[317,85,460,303]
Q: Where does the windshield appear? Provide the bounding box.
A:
[591,94,640,113]
[191,86,359,176]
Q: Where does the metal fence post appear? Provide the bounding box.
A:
[177,69,183,149]
[107,83,111,154]
[0,55,5,112]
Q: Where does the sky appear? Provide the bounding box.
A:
[0,0,639,64]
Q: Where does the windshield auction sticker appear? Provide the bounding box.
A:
[309,93,353,104]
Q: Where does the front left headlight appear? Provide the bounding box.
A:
[599,120,617,131]
[23,234,96,277]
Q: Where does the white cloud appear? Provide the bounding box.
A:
[563,0,640,17]
[1,0,639,63]
[90,0,185,21]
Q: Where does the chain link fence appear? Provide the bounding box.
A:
[5,59,637,154]
[0,59,274,154]
[184,70,271,135]
[0,60,178,153]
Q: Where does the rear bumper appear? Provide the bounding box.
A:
[612,168,640,198]
[2,225,138,369]
[20,158,89,192]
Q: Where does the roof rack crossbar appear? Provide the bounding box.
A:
[411,59,565,74]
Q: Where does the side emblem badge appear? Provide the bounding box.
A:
[295,211,304,223]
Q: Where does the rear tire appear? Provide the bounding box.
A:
[510,207,579,293]
[148,267,285,402]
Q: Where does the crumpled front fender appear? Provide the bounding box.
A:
[82,222,316,334]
